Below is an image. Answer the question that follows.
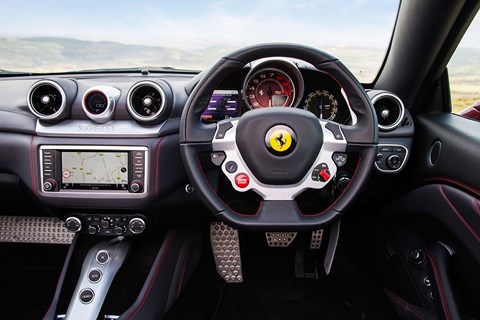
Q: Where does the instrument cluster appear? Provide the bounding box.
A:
[201,58,354,125]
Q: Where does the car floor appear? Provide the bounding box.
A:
[0,243,69,320]
[165,215,399,320]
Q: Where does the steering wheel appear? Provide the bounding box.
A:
[180,43,377,231]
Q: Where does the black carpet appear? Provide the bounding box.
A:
[0,243,69,320]
[212,277,349,320]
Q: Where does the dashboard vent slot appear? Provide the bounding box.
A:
[28,80,66,120]
[371,93,405,131]
[127,81,166,124]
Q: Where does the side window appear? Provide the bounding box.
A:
[447,12,480,121]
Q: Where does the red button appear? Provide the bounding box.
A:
[235,173,250,188]
[319,168,331,181]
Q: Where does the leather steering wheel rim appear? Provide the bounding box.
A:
[180,43,378,231]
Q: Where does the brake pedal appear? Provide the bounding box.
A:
[309,229,323,250]
[210,222,243,283]
[265,232,297,247]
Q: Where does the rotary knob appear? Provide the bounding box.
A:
[128,217,146,234]
[114,225,126,235]
[65,217,82,233]
[387,154,402,170]
[88,225,100,235]
[130,180,143,193]
[43,179,57,192]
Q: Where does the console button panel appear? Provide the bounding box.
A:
[375,144,408,173]
[65,214,147,236]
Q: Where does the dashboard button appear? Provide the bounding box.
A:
[211,152,226,166]
[88,269,102,283]
[79,288,94,304]
[319,168,331,182]
[332,153,347,167]
[216,122,233,139]
[225,161,238,173]
[379,146,392,152]
[96,250,110,264]
[234,174,249,188]
[325,122,343,140]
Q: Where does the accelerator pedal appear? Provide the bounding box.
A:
[210,221,243,283]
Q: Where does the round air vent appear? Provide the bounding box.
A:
[371,92,405,131]
[127,81,166,124]
[28,80,66,120]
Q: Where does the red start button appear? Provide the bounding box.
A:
[235,173,250,188]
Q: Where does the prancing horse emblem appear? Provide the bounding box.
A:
[275,132,287,149]
[267,127,293,153]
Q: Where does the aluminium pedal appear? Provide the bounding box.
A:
[0,216,74,244]
[309,229,324,250]
[265,232,297,247]
[210,221,243,283]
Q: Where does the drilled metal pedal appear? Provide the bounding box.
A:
[265,232,297,247]
[310,229,324,250]
[0,216,74,244]
[210,221,243,283]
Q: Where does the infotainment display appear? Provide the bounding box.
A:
[61,151,129,190]
[201,90,239,122]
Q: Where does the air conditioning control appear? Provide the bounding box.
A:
[114,225,126,235]
[129,217,146,234]
[88,225,100,235]
[65,217,82,233]
[70,214,147,236]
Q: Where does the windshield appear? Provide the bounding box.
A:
[0,0,399,82]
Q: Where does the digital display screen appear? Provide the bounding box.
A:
[61,151,128,190]
[201,90,239,122]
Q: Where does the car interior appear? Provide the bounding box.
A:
[0,0,479,319]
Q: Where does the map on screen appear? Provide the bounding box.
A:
[61,151,128,190]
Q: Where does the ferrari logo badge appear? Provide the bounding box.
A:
[269,129,292,152]
[265,125,297,156]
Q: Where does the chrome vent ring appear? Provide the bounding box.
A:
[27,80,66,120]
[127,81,166,123]
[371,92,405,131]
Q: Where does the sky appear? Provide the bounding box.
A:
[0,0,402,49]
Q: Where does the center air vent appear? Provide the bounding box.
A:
[28,80,66,120]
[371,92,405,131]
[127,81,166,124]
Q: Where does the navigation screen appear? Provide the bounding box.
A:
[61,151,129,190]
[201,90,239,122]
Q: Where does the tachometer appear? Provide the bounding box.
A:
[304,90,338,120]
[243,68,295,109]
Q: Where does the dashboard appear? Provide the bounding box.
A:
[201,59,354,125]
[0,57,413,220]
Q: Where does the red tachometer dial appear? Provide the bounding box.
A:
[243,68,295,108]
